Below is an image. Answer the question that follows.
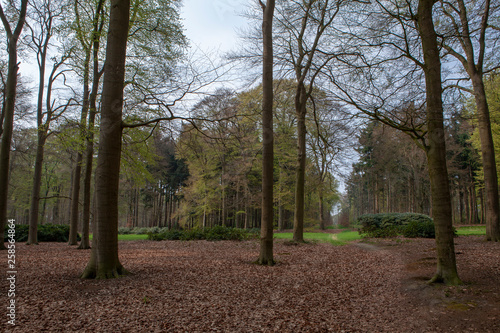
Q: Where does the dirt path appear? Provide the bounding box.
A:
[364,236,500,332]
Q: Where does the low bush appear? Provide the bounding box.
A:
[357,213,436,238]
[118,227,133,235]
[4,224,80,242]
[131,227,151,235]
[402,220,436,238]
[179,228,205,241]
[148,226,256,242]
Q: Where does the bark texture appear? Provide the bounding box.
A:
[69,55,90,246]
[78,0,104,250]
[418,0,461,285]
[81,0,130,278]
[293,83,307,242]
[259,0,275,266]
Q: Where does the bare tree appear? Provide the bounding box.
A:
[438,0,500,241]
[0,0,28,250]
[329,0,461,284]
[25,0,72,245]
[418,0,461,284]
[67,0,106,247]
[273,0,344,242]
[77,0,106,250]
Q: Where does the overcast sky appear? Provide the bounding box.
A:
[181,0,251,53]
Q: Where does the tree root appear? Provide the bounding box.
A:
[81,264,130,279]
[428,273,462,286]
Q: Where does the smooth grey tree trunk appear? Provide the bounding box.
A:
[258,0,275,266]
[418,0,461,285]
[81,0,130,279]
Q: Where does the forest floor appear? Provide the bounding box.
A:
[1,234,499,332]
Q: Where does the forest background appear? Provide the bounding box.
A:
[1,0,499,247]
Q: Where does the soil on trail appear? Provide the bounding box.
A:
[0,235,498,332]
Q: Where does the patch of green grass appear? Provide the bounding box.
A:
[336,231,362,242]
[456,226,486,236]
[89,234,149,241]
[274,230,361,245]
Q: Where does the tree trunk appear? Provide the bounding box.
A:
[293,83,307,242]
[470,184,478,224]
[27,132,48,245]
[79,0,104,249]
[0,1,28,250]
[319,192,325,230]
[470,74,500,240]
[69,58,90,246]
[77,104,96,250]
[81,0,130,279]
[459,188,464,224]
[418,0,461,285]
[259,0,275,266]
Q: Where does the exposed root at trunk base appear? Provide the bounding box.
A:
[256,258,275,266]
[485,235,500,242]
[77,244,91,250]
[81,265,131,279]
[428,273,462,286]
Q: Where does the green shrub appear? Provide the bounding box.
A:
[180,227,205,241]
[357,213,435,238]
[4,224,80,242]
[4,224,29,242]
[147,229,184,241]
[131,227,150,235]
[118,227,133,235]
[147,226,255,241]
[402,220,435,238]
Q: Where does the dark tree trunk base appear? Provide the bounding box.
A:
[428,267,462,286]
[77,242,90,250]
[81,263,130,279]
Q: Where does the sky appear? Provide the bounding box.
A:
[180,0,251,53]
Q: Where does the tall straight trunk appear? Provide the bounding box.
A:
[244,187,249,229]
[79,0,105,250]
[418,0,461,285]
[319,193,325,230]
[27,132,48,244]
[464,185,470,224]
[0,1,29,250]
[81,0,130,279]
[470,183,478,224]
[78,102,96,250]
[472,74,499,239]
[258,0,275,265]
[451,0,499,240]
[459,188,464,224]
[293,83,307,242]
[69,53,90,246]
[27,1,58,244]
[52,185,60,224]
